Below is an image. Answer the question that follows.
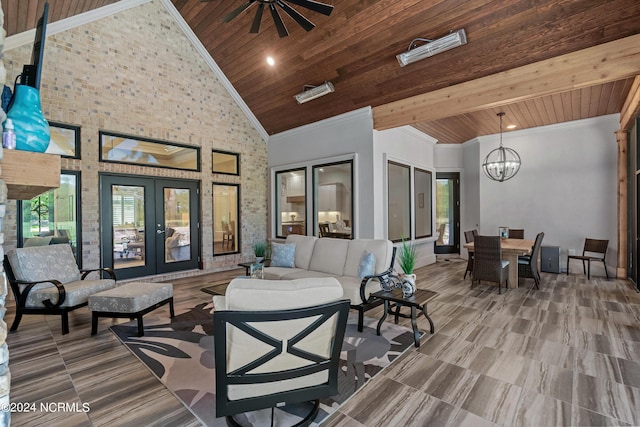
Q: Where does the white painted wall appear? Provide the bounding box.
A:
[268,108,375,238]
[474,114,619,274]
[374,126,438,268]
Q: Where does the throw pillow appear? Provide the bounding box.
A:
[358,250,376,279]
[270,242,296,268]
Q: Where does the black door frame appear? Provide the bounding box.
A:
[435,172,460,255]
[99,173,201,279]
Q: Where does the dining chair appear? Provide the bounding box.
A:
[463,229,477,279]
[319,222,331,237]
[518,232,544,289]
[508,229,525,239]
[472,235,509,294]
[566,238,609,279]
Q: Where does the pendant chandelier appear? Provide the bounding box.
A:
[482,112,521,182]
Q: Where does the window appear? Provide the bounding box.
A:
[213,184,240,255]
[387,161,411,242]
[47,122,80,158]
[18,171,81,266]
[414,168,433,238]
[212,150,240,175]
[313,161,353,238]
[100,131,200,171]
[275,168,306,238]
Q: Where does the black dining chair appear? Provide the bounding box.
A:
[463,229,478,279]
[566,238,609,279]
[518,232,544,289]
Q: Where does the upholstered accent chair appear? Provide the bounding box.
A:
[4,244,117,334]
[518,232,545,289]
[213,277,349,426]
[472,235,509,294]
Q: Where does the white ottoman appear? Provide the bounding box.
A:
[88,282,174,336]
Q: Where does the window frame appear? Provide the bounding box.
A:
[17,170,82,268]
[387,160,412,243]
[414,167,433,239]
[274,167,307,239]
[212,149,240,176]
[47,121,81,159]
[312,159,354,239]
[212,182,241,256]
[99,130,201,172]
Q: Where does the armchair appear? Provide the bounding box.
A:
[4,244,117,334]
[213,277,349,426]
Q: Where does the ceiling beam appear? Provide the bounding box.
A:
[620,75,640,132]
[373,33,640,131]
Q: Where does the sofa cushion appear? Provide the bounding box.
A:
[343,239,393,278]
[270,242,296,268]
[263,267,308,280]
[25,279,116,308]
[308,238,350,275]
[275,270,337,281]
[338,275,382,305]
[285,234,317,269]
[8,244,81,284]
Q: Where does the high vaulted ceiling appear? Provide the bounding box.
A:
[3,0,640,142]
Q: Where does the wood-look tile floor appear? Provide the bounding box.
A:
[5,260,640,426]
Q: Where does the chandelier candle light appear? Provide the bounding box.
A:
[482,112,521,182]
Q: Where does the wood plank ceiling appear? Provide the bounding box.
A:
[2,0,640,142]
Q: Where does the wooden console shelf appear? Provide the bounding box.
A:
[2,149,60,200]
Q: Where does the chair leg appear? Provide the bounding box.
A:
[603,260,609,279]
[10,311,23,332]
[582,260,587,276]
[587,260,591,280]
[566,257,570,275]
[357,308,364,333]
[61,312,70,335]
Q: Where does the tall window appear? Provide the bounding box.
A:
[213,184,240,255]
[414,168,433,238]
[313,161,353,238]
[18,172,81,265]
[275,168,306,238]
[387,161,411,242]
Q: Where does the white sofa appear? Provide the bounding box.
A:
[262,234,395,331]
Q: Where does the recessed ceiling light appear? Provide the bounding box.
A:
[266,56,275,66]
[506,124,517,129]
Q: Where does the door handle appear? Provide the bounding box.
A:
[157,229,165,235]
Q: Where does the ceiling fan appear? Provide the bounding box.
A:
[202,0,334,38]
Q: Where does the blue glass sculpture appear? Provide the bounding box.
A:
[6,84,50,152]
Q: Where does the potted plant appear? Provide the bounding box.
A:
[398,237,417,297]
[253,241,267,263]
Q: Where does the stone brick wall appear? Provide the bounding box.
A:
[0,3,10,425]
[1,0,268,277]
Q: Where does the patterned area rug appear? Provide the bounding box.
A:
[111,302,417,426]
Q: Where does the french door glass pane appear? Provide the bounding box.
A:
[164,188,191,263]
[313,161,353,239]
[436,178,454,247]
[213,184,239,254]
[275,169,306,237]
[387,161,411,242]
[414,168,433,238]
[112,185,146,269]
[20,173,79,261]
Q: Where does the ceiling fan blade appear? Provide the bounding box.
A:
[284,0,334,16]
[269,3,289,38]
[222,0,255,23]
[250,2,265,33]
[277,0,315,32]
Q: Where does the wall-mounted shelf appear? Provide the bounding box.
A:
[2,149,60,200]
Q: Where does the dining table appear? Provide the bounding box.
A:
[463,238,535,288]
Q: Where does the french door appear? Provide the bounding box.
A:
[100,174,200,279]
[435,172,460,254]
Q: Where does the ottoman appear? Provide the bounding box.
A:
[89,282,174,336]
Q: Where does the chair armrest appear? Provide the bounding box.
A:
[359,269,402,304]
[80,267,116,280]
[359,246,399,304]
[14,279,66,308]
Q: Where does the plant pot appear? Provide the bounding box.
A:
[400,273,416,297]
[255,256,264,264]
